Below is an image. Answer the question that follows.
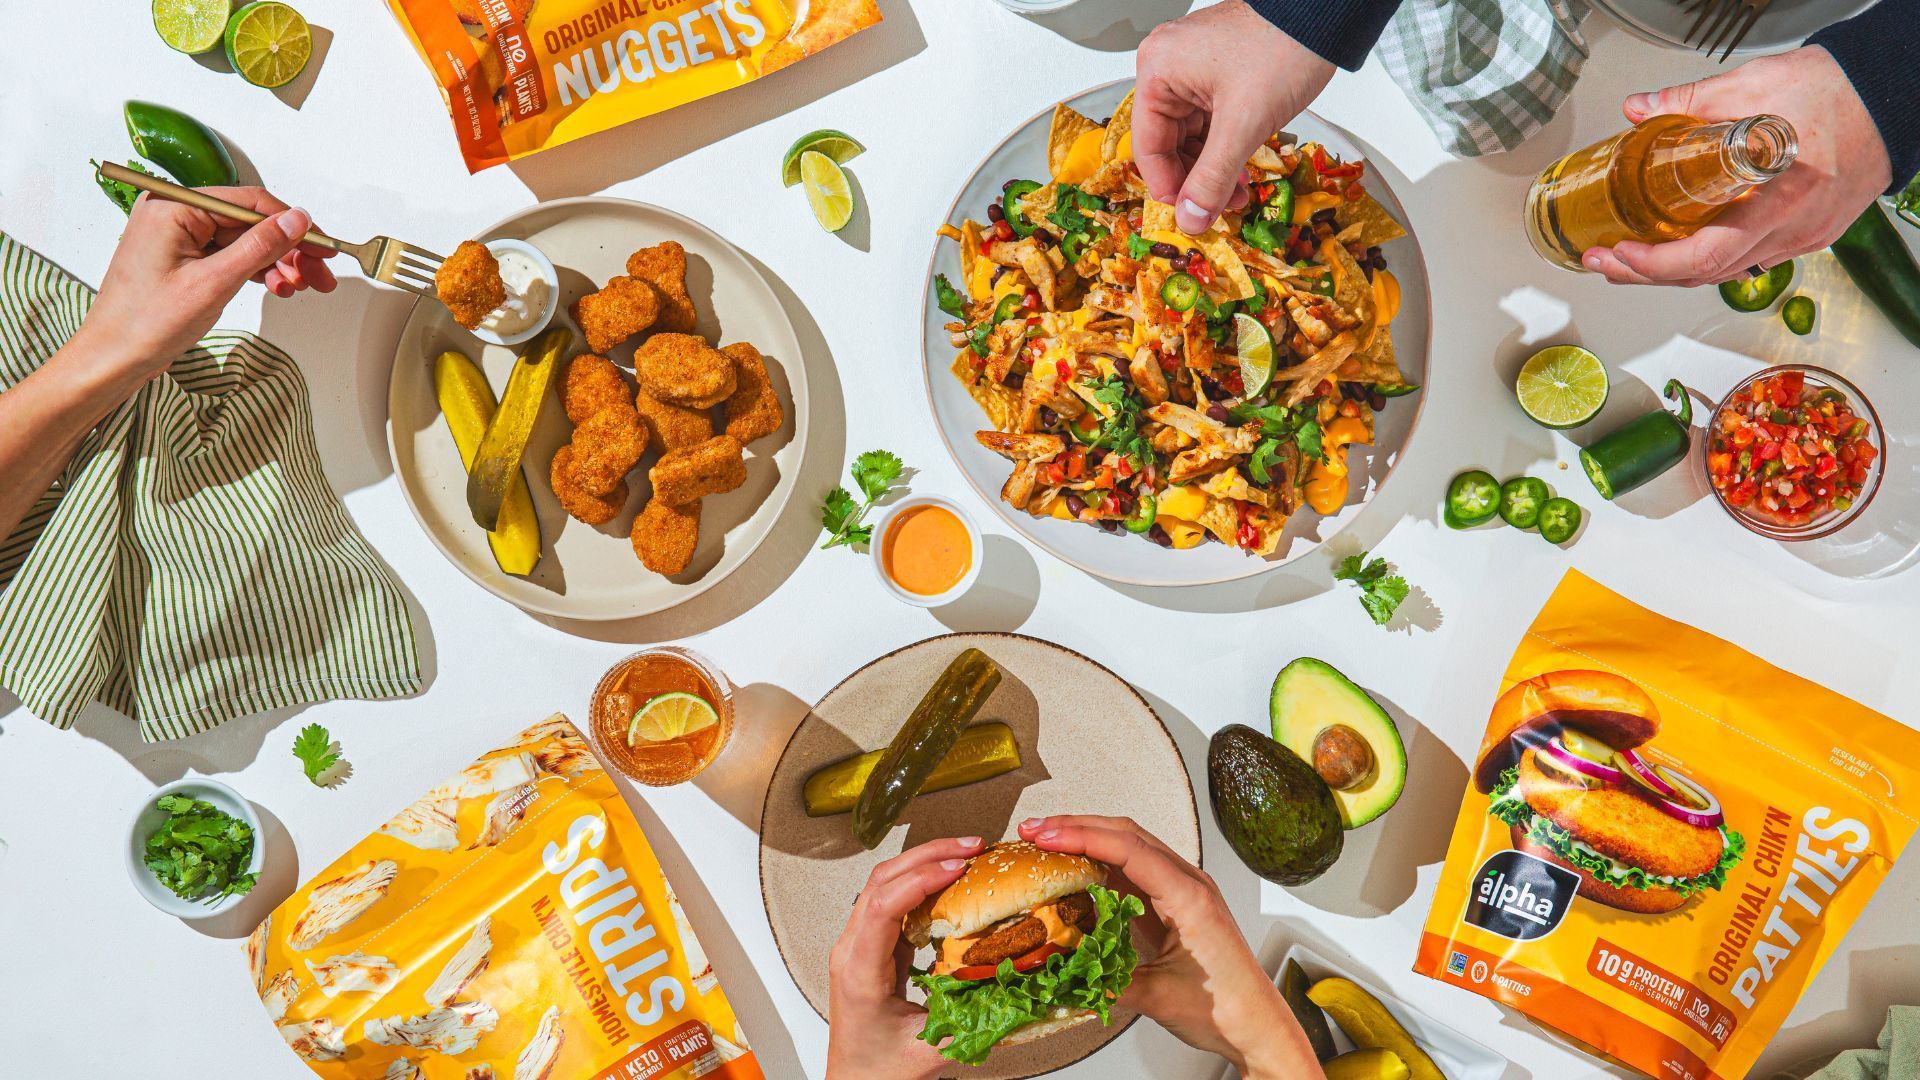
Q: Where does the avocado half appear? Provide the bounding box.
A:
[1271,658,1407,829]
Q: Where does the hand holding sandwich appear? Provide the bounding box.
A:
[1017,816,1321,1079]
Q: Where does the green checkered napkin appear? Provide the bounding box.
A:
[1377,0,1592,156]
[0,232,421,740]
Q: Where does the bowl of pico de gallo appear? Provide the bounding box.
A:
[1705,365,1884,541]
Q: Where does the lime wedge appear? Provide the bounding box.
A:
[224,1,310,89]
[800,150,855,233]
[628,692,718,746]
[782,128,864,188]
[154,0,230,54]
[1233,313,1275,397]
[1516,345,1609,429]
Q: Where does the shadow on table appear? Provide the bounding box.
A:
[506,1,926,201]
[933,535,1041,633]
[1017,0,1188,51]
[607,773,806,1079]
[186,800,300,941]
[695,681,811,831]
[1289,689,1465,917]
[532,250,847,641]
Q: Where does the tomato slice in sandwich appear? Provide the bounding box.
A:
[950,941,1071,982]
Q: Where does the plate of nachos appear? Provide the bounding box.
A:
[921,81,1430,586]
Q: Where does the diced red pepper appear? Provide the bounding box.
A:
[1731,426,1756,449]
[1022,289,1041,311]
[1815,453,1838,478]
[1757,440,1782,461]
[1117,457,1133,479]
[1189,255,1216,285]
[1222,370,1244,394]
[1055,359,1072,381]
[1708,451,1734,476]
[1728,480,1758,506]
[1780,442,1806,469]
[993,220,1014,242]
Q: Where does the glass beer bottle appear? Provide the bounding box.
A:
[1525,114,1797,271]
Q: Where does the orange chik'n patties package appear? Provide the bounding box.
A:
[388,0,881,172]
[1416,571,1920,1080]
[247,715,762,1079]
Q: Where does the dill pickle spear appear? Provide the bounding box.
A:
[805,722,1020,817]
[467,326,567,531]
[851,648,1002,848]
[434,350,541,575]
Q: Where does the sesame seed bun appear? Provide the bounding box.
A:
[1472,669,1660,793]
[903,841,1105,947]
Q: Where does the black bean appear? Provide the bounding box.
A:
[1100,520,1119,533]
[1099,116,1112,126]
[1363,263,1375,282]
[1366,245,1382,259]
[987,202,1005,222]
[1201,377,1225,398]
[1113,363,1133,385]
[1005,373,1025,390]
[1150,242,1179,259]
[1368,390,1387,411]
[1113,491,1133,514]
[1340,381,1365,400]
[991,265,1009,284]
[1034,232,1052,249]
[1148,524,1173,547]
[1002,178,1020,192]
[1170,255,1189,272]
[1206,403,1230,423]
[1372,251,1389,271]
[1186,248,1202,260]
[1066,494,1087,517]
[1312,208,1339,225]
[1040,407,1058,427]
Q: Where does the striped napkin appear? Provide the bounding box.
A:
[0,233,421,741]
[1376,0,1592,156]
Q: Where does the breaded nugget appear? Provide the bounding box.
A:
[631,497,701,575]
[649,435,746,506]
[570,276,659,353]
[564,353,630,424]
[436,240,506,330]
[565,407,648,496]
[720,341,784,443]
[633,386,714,452]
[634,333,736,409]
[550,446,626,524]
[625,241,697,334]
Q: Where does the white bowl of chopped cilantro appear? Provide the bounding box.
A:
[126,778,265,920]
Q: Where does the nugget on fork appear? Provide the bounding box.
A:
[436,241,506,330]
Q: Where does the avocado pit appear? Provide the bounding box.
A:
[1312,725,1376,790]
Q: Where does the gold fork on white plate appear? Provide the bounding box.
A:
[94,161,446,299]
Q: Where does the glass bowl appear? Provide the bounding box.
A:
[1703,364,1884,541]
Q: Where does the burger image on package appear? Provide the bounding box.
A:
[1475,669,1746,915]
[905,841,1145,1066]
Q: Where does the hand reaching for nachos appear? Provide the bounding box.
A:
[1134,1,1335,235]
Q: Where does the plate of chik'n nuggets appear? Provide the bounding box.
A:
[387,197,808,621]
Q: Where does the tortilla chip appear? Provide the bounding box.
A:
[762,0,882,74]
[960,221,988,301]
[1248,144,1287,176]
[1322,240,1374,326]
[1338,190,1408,248]
[1100,90,1135,162]
[1141,200,1255,301]
[1243,504,1289,555]
[1339,326,1404,385]
[1196,496,1241,546]
[1047,105,1102,177]
[952,351,1019,431]
[1183,317,1222,372]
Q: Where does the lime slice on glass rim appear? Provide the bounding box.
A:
[627,691,719,747]
[1232,313,1275,397]
[154,0,230,54]
[1516,345,1609,429]
[782,129,864,187]
[800,150,856,233]
[224,1,310,88]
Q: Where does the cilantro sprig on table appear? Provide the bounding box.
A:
[933,274,970,320]
[293,723,349,788]
[1334,550,1410,626]
[821,450,907,550]
[1228,401,1324,485]
[143,795,258,903]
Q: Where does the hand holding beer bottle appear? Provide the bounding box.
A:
[1578,46,1892,288]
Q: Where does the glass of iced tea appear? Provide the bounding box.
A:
[589,647,735,786]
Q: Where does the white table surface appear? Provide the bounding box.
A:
[3,2,1917,1077]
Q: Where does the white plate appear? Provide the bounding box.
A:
[1217,943,1504,1080]
[1588,0,1874,55]
[388,197,808,621]
[919,81,1431,587]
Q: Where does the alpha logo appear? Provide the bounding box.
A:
[1464,850,1578,941]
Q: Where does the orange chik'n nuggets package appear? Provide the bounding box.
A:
[1416,571,1920,1080]
[247,715,763,1079]
[387,0,881,171]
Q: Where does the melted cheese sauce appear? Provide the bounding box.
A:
[1304,416,1372,515]
[936,902,1087,972]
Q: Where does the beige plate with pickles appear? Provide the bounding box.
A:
[387,197,808,621]
[759,632,1201,1079]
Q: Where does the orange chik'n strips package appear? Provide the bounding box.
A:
[247,715,763,1079]
[387,0,881,171]
[1416,571,1920,1080]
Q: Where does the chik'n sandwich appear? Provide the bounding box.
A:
[906,841,1145,1065]
[1475,669,1746,914]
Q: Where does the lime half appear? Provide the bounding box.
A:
[782,128,864,188]
[1517,345,1609,429]
[1233,313,1275,397]
[224,1,310,88]
[800,150,855,232]
[628,692,719,746]
[154,0,230,54]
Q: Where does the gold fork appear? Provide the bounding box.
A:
[1681,0,1772,61]
[94,161,446,299]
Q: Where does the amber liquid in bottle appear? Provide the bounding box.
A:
[1525,114,1797,271]
[589,648,734,786]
